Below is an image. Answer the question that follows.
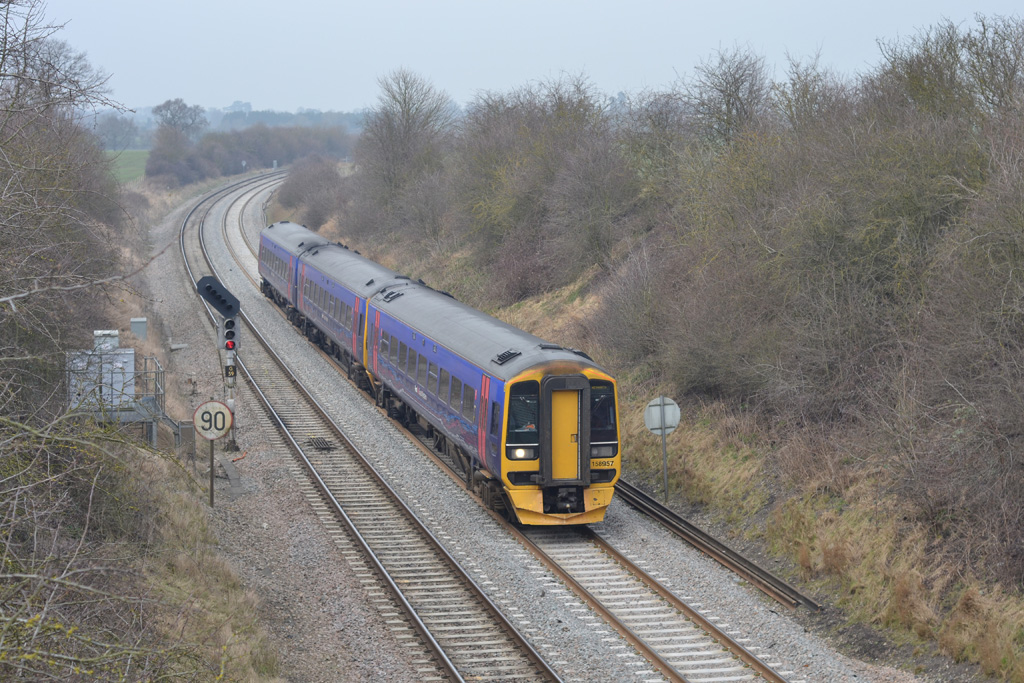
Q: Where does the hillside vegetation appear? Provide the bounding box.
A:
[1,2,281,679]
[277,16,1024,679]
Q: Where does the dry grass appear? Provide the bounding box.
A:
[137,450,281,682]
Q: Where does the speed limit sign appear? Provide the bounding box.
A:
[193,400,233,441]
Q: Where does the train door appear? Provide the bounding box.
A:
[540,375,591,488]
[351,297,362,359]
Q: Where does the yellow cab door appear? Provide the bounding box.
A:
[541,375,590,485]
[550,389,581,480]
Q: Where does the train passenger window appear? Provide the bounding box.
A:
[462,386,476,421]
[589,380,618,442]
[303,280,309,299]
[389,335,399,363]
[450,377,462,409]
[508,381,539,444]
[428,362,439,394]
[490,401,501,435]
[438,369,450,403]
[399,343,408,373]
[379,332,389,356]
[417,354,428,386]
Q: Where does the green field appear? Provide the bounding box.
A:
[106,149,149,183]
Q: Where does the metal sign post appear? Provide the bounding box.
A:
[644,396,681,502]
[193,400,234,507]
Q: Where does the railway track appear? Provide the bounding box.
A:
[519,526,795,683]
[406,426,802,682]
[615,481,821,612]
[181,177,560,682]
[179,175,830,681]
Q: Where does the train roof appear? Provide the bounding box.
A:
[261,221,331,256]
[371,281,605,381]
[263,221,403,297]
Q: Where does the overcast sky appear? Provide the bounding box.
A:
[43,0,1024,114]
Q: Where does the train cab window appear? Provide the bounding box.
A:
[438,369,450,403]
[417,353,428,386]
[389,335,399,364]
[428,362,439,394]
[399,342,409,373]
[462,386,476,421]
[590,380,618,443]
[508,381,539,445]
[450,377,462,409]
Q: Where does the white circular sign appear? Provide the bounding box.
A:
[193,400,233,441]
[644,396,680,436]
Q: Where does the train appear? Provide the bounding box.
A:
[258,221,620,525]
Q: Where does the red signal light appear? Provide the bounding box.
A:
[225,340,236,351]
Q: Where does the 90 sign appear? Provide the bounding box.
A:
[193,400,233,441]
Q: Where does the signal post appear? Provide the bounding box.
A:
[196,276,242,457]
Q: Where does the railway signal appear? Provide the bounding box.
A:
[222,315,238,350]
[196,276,241,450]
[196,275,240,319]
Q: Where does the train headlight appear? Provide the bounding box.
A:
[590,444,617,458]
[507,446,538,460]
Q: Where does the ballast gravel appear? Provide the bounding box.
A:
[137,181,937,682]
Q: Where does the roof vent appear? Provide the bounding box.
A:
[493,349,521,365]
[539,343,561,351]
[365,278,375,286]
[383,291,404,303]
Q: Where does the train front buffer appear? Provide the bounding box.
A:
[502,369,620,525]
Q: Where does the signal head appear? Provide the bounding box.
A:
[221,316,239,351]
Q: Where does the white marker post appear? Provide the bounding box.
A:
[644,396,680,502]
[194,400,234,507]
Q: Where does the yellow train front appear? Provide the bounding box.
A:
[498,361,620,524]
[364,279,620,525]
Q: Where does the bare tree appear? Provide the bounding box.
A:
[683,45,773,144]
[93,112,138,150]
[961,14,1024,116]
[355,68,457,214]
[151,97,207,141]
[773,52,851,133]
